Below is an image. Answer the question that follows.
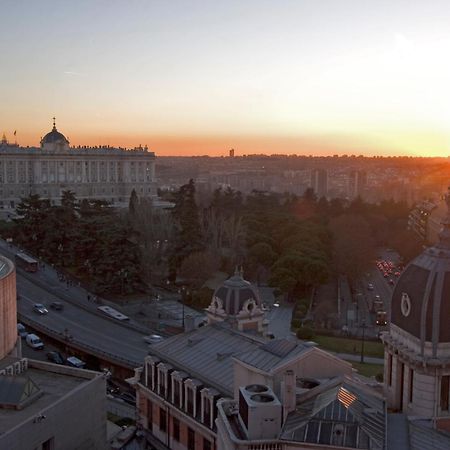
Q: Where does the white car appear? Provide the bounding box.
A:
[26,333,44,350]
[143,334,164,345]
[33,303,48,315]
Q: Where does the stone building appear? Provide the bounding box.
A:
[128,272,353,450]
[383,187,450,431]
[0,119,156,209]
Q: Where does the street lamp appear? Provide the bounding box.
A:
[360,321,367,363]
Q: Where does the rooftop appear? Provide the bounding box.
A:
[0,358,101,435]
[148,323,314,396]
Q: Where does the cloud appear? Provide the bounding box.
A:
[63,71,87,77]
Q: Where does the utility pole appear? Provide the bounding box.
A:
[360,321,366,363]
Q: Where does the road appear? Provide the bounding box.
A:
[0,241,151,368]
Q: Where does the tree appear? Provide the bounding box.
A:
[128,189,139,219]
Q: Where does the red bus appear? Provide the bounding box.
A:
[15,253,39,273]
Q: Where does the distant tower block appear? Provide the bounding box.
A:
[229,148,235,158]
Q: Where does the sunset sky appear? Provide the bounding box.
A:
[2,1,450,156]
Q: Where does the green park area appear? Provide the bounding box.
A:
[351,362,384,379]
[314,334,384,358]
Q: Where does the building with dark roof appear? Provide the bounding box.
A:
[128,272,353,450]
[0,118,156,209]
[382,186,450,436]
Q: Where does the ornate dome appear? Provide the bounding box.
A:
[40,118,69,147]
[212,269,261,316]
[391,187,450,349]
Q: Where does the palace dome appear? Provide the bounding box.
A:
[391,187,450,347]
[40,119,69,148]
[212,269,261,316]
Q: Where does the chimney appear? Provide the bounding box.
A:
[184,314,195,332]
[282,370,296,419]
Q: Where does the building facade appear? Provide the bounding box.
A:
[0,120,156,209]
[383,187,450,431]
[128,272,353,450]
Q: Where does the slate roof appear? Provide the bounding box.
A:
[148,324,310,396]
[408,421,450,450]
[234,338,310,372]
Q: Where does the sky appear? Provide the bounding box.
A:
[1,0,450,156]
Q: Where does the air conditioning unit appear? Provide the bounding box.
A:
[238,384,282,440]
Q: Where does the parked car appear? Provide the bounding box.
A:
[47,351,65,365]
[367,283,374,291]
[17,323,28,338]
[50,301,64,311]
[66,356,86,369]
[26,333,44,350]
[33,303,48,315]
[119,392,136,406]
[143,334,164,344]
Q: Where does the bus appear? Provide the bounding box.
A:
[15,253,39,273]
[376,311,387,326]
[97,305,129,321]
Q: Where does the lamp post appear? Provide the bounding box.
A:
[360,321,367,363]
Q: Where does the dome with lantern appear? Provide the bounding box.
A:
[206,268,267,334]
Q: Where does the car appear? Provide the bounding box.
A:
[143,334,164,345]
[66,356,86,368]
[47,351,65,364]
[367,283,374,291]
[273,302,280,308]
[17,323,28,338]
[50,301,64,311]
[26,333,44,350]
[118,392,136,406]
[33,303,48,315]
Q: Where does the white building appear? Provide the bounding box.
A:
[0,119,156,209]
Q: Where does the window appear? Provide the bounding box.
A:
[174,380,180,406]
[203,397,211,426]
[409,369,414,403]
[188,427,195,450]
[173,417,180,442]
[159,407,167,432]
[159,370,165,396]
[203,438,211,450]
[42,438,54,450]
[441,376,450,411]
[147,400,153,425]
[187,388,194,415]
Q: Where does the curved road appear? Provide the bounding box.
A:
[0,242,151,368]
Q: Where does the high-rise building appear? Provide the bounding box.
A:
[310,168,328,198]
[0,119,156,209]
[349,170,367,198]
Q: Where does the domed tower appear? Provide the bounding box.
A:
[383,187,450,424]
[40,117,70,151]
[206,268,268,334]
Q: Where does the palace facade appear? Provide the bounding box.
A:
[0,120,156,209]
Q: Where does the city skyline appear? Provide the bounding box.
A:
[2,1,450,156]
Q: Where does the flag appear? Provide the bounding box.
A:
[13,130,16,136]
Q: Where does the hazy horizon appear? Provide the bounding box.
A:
[2,1,450,157]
